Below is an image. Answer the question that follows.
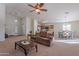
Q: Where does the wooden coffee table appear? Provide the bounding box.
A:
[15,40,38,56]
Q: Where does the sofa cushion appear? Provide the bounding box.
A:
[40,31,47,37]
[39,37,49,40]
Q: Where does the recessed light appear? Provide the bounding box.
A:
[14,20,18,22]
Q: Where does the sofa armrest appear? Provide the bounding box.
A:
[46,35,53,39]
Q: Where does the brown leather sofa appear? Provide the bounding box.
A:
[31,31,54,46]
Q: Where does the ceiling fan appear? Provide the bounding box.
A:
[28,3,47,14]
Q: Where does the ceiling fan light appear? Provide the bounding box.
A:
[35,9,40,12]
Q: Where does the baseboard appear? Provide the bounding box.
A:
[8,35,24,37]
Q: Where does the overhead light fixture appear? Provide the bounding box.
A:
[35,9,40,12]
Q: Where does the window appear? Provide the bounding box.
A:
[63,24,71,31]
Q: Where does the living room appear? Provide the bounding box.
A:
[1,3,79,56]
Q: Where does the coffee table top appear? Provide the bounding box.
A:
[15,40,35,49]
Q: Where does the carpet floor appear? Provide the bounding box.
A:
[0,36,79,56]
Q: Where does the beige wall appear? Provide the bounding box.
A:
[5,15,18,35]
[0,4,5,41]
[70,21,79,38]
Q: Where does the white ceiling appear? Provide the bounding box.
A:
[6,3,79,23]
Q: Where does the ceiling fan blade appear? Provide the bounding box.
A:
[37,12,40,14]
[28,4,35,8]
[35,3,39,8]
[30,10,35,12]
[40,9,47,11]
[39,3,44,8]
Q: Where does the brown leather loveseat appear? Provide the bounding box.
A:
[31,31,54,46]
